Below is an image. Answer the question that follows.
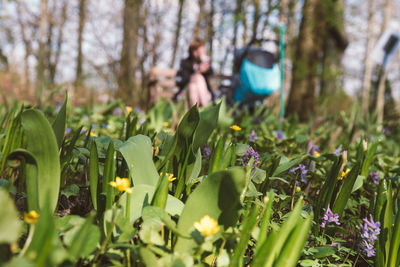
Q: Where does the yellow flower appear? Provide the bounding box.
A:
[314,151,321,157]
[109,177,132,193]
[194,215,220,236]
[230,125,242,131]
[90,132,96,137]
[161,173,176,182]
[338,168,350,180]
[163,122,169,127]
[125,106,133,115]
[24,210,39,224]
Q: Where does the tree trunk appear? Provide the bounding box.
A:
[319,0,348,97]
[376,0,392,126]
[207,0,215,62]
[75,0,87,87]
[251,0,261,40]
[193,0,206,39]
[17,2,32,94]
[286,0,318,120]
[170,0,185,68]
[361,0,375,117]
[118,0,143,104]
[36,0,48,91]
[48,2,68,84]
[232,0,244,52]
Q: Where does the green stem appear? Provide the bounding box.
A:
[19,224,35,257]
[93,196,121,264]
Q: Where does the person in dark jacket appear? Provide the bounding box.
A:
[174,38,214,106]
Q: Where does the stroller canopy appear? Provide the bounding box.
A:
[233,48,281,104]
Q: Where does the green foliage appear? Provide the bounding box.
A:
[0,97,399,266]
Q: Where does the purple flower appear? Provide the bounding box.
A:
[139,118,146,125]
[359,214,380,257]
[275,130,284,142]
[55,101,62,113]
[202,145,211,159]
[321,205,340,228]
[360,240,376,257]
[248,130,258,142]
[334,145,342,156]
[289,164,308,183]
[383,127,389,135]
[369,172,379,185]
[242,146,260,172]
[92,124,97,129]
[113,107,122,116]
[308,142,320,156]
[65,128,71,134]
[101,124,107,129]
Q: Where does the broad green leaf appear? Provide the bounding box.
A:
[119,184,184,224]
[64,214,100,260]
[174,168,246,254]
[0,189,22,244]
[119,135,159,186]
[192,102,220,152]
[274,214,313,267]
[7,149,38,211]
[21,109,61,212]
[103,140,116,209]
[388,208,400,267]
[52,94,67,148]
[351,175,365,193]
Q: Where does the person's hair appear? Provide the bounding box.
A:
[188,38,205,60]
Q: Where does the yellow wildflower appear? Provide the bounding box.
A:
[338,168,350,180]
[24,210,39,224]
[163,122,169,127]
[314,151,321,157]
[125,106,133,116]
[194,215,220,236]
[160,172,176,182]
[230,125,242,131]
[109,177,132,193]
[90,132,96,137]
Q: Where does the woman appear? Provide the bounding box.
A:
[174,39,214,106]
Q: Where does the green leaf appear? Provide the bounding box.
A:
[310,246,336,258]
[52,94,67,148]
[192,102,220,152]
[0,189,22,244]
[119,184,184,224]
[332,159,362,217]
[61,184,80,198]
[89,141,99,210]
[119,135,159,186]
[272,155,308,177]
[64,214,100,260]
[103,140,116,209]
[174,168,246,254]
[351,175,365,193]
[388,207,400,267]
[21,109,61,212]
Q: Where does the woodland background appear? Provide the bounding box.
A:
[0,0,399,121]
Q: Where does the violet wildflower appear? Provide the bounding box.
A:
[242,146,260,172]
[101,124,107,129]
[383,127,389,135]
[275,130,284,142]
[309,143,320,157]
[289,164,308,183]
[369,172,379,185]
[334,145,342,156]
[55,101,62,113]
[359,214,380,257]
[139,118,146,125]
[65,128,72,134]
[321,205,340,228]
[248,130,258,142]
[202,145,211,159]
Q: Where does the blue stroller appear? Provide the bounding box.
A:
[220,38,282,106]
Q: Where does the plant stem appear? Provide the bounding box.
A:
[19,224,35,257]
[93,196,121,264]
